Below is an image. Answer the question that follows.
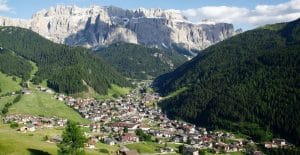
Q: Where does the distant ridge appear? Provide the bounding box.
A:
[97,42,187,79]
[0,5,235,54]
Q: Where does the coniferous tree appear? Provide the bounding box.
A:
[58,121,87,155]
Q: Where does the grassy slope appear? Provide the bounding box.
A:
[0,96,15,112]
[125,142,180,154]
[0,122,60,155]
[0,72,22,95]
[163,87,188,100]
[8,91,88,123]
[98,84,131,100]
[205,152,244,155]
[96,143,119,155]
[72,83,131,101]
[29,61,38,81]
[28,61,38,88]
[3,61,88,123]
[0,121,114,155]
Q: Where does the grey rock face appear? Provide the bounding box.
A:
[0,5,235,51]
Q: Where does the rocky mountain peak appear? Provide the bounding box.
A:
[134,7,187,21]
[0,5,236,53]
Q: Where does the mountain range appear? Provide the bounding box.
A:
[0,5,236,54]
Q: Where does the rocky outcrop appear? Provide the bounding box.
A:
[0,5,236,52]
[0,17,30,28]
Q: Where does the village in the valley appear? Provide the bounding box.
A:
[2,81,293,155]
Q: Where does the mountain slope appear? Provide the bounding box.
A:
[154,19,300,145]
[96,42,187,79]
[0,48,32,81]
[0,5,235,52]
[0,26,130,95]
[0,72,22,96]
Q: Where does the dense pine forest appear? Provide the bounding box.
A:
[0,27,131,94]
[154,19,300,145]
[97,42,187,79]
[0,48,32,81]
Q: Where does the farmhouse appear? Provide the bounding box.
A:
[22,89,32,95]
[121,133,139,143]
[19,124,35,132]
[105,138,115,146]
[272,139,286,146]
[86,140,96,149]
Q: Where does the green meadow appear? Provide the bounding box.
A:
[0,72,21,96]
[0,121,117,155]
[8,91,88,123]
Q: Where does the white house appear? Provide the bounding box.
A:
[19,124,35,132]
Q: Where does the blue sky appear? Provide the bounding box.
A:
[0,0,299,30]
[0,0,289,18]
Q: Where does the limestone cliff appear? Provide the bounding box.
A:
[0,5,236,52]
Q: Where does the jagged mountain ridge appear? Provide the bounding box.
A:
[0,5,235,52]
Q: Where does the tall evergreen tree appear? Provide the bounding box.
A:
[58,121,87,155]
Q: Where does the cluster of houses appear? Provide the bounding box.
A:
[21,86,54,95]
[3,114,67,132]
[1,76,295,154]
[4,81,292,154]
[52,84,252,154]
[264,138,291,149]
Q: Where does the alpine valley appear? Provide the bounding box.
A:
[0,2,299,155]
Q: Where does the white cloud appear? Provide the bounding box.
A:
[0,0,11,13]
[181,0,300,29]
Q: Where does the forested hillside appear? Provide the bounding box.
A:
[154,19,300,145]
[0,48,32,81]
[0,27,130,95]
[97,43,187,79]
